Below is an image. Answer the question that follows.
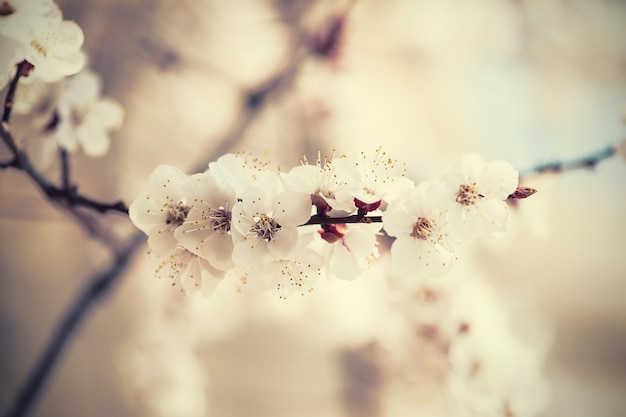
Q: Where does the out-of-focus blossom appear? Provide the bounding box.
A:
[617,139,626,162]
[0,0,85,88]
[440,153,519,241]
[150,246,222,296]
[383,181,456,280]
[52,68,124,156]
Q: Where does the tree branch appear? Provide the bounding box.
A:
[519,143,619,179]
[1,232,145,417]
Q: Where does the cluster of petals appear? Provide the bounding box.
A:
[129,150,520,297]
[50,68,124,157]
[383,153,519,280]
[0,0,85,89]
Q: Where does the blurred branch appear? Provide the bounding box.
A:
[191,51,307,173]
[1,232,146,417]
[0,65,129,217]
[519,143,619,179]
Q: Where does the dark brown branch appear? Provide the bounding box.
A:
[0,126,129,214]
[59,149,72,193]
[0,156,18,169]
[302,214,382,226]
[2,61,29,124]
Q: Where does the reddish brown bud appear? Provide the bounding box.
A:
[507,186,537,200]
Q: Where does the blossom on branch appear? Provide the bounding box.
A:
[383,181,456,280]
[129,165,198,256]
[440,153,519,241]
[230,186,312,267]
[0,0,84,88]
[51,68,124,156]
[174,170,237,272]
[128,150,529,298]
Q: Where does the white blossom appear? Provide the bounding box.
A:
[441,153,518,241]
[318,223,380,281]
[129,165,199,256]
[383,181,456,279]
[332,146,413,210]
[281,151,359,214]
[174,170,237,272]
[0,0,85,87]
[150,246,223,296]
[52,68,124,156]
[208,152,283,196]
[230,186,312,267]
[246,238,324,299]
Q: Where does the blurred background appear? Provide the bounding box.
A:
[1,0,625,416]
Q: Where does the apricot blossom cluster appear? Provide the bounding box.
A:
[129,149,521,298]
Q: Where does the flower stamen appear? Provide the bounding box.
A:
[166,202,190,226]
[250,213,281,241]
[456,183,484,206]
[411,217,434,240]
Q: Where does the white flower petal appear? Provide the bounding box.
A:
[273,191,312,226]
[267,226,299,259]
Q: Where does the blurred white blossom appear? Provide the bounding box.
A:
[52,68,124,156]
[0,0,85,88]
[441,153,519,241]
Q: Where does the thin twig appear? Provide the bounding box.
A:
[302,214,382,226]
[519,144,618,179]
[0,125,129,214]
[2,61,28,124]
[59,149,72,193]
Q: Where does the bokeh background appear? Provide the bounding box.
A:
[1,0,625,416]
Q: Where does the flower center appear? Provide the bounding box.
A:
[250,213,281,241]
[207,207,231,234]
[456,183,484,206]
[0,2,15,16]
[166,202,190,226]
[410,217,434,240]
